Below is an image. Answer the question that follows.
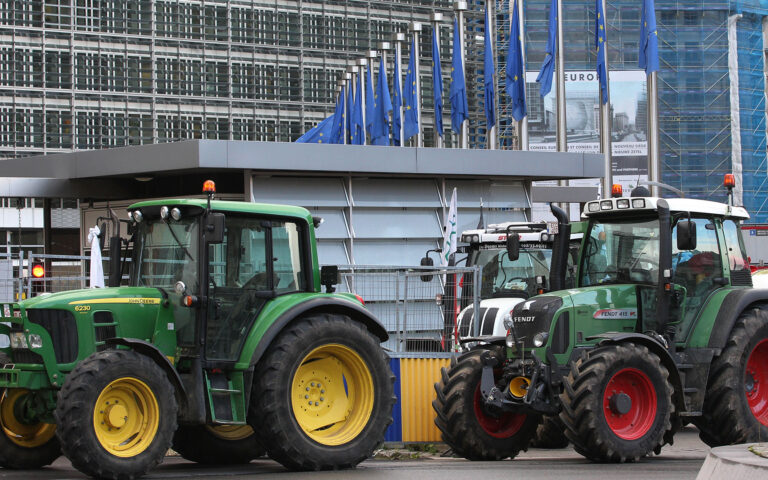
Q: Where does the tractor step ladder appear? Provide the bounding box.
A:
[204,370,248,425]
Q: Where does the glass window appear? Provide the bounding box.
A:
[272,221,306,293]
[722,219,749,272]
[474,246,552,298]
[581,218,660,286]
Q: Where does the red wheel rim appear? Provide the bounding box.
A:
[603,368,657,440]
[746,339,768,426]
[473,385,526,438]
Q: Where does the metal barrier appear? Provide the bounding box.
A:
[336,265,481,354]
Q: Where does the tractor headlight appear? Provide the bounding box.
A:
[533,332,549,348]
[132,210,143,223]
[505,333,516,348]
[10,332,27,349]
[171,208,182,221]
[28,334,43,349]
[502,313,513,330]
[160,206,169,220]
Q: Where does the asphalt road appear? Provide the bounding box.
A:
[2,428,708,480]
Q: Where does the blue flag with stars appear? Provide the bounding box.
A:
[536,0,557,98]
[403,37,419,142]
[365,64,375,136]
[393,54,403,146]
[372,55,393,145]
[432,28,444,137]
[351,75,365,145]
[449,18,468,134]
[596,0,608,104]
[295,115,335,144]
[346,83,354,143]
[330,86,345,144]
[483,5,495,129]
[639,0,659,74]
[505,0,526,121]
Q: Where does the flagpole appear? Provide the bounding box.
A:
[516,0,529,150]
[454,1,468,149]
[339,78,348,145]
[357,58,369,145]
[431,13,444,149]
[555,0,568,212]
[648,71,659,197]
[409,22,423,148]
[395,33,406,146]
[347,65,358,144]
[379,42,392,145]
[485,0,497,150]
[599,0,613,196]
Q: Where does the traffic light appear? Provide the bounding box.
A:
[30,263,46,297]
[31,263,45,279]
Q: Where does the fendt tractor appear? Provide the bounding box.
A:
[434,178,768,463]
[0,181,394,479]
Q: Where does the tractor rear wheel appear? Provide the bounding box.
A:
[248,314,394,471]
[172,425,265,464]
[55,350,178,480]
[433,347,539,460]
[530,415,569,449]
[697,307,768,446]
[559,343,673,462]
[0,388,60,469]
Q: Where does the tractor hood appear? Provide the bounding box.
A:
[18,287,164,311]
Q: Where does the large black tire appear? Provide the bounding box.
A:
[0,351,60,469]
[696,307,768,446]
[172,425,265,464]
[432,347,540,460]
[54,349,178,480]
[559,343,673,462]
[248,314,395,471]
[530,415,569,449]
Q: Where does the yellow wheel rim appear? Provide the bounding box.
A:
[0,389,56,448]
[93,378,159,458]
[205,425,254,441]
[290,344,374,446]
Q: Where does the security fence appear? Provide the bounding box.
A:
[0,252,482,354]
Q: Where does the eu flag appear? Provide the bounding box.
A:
[351,75,365,145]
[346,83,354,143]
[449,18,468,134]
[403,37,419,142]
[296,115,335,144]
[596,0,608,104]
[432,28,444,137]
[536,0,557,98]
[639,0,659,74]
[505,0,526,121]
[330,86,345,144]
[372,55,393,146]
[483,5,495,129]
[393,55,403,146]
[365,64,375,135]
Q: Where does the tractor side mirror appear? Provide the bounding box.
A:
[420,256,434,282]
[320,265,339,293]
[204,213,225,244]
[677,220,697,251]
[506,232,520,261]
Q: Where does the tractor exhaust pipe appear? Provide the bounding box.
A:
[549,204,571,292]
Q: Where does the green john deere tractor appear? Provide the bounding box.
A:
[434,182,768,462]
[0,181,394,479]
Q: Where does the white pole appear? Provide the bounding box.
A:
[339,77,348,145]
[357,58,369,145]
[431,13,444,149]
[599,0,612,196]
[486,0,497,150]
[455,1,468,149]
[379,41,392,145]
[648,71,660,197]
[409,22,423,148]
[516,0,528,150]
[555,0,568,213]
[395,33,406,146]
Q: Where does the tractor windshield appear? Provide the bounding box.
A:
[473,246,552,298]
[581,218,660,287]
[130,217,200,292]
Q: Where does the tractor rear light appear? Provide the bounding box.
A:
[354,294,365,306]
[724,174,735,188]
[31,264,45,278]
[611,184,623,198]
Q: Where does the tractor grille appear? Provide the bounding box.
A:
[458,306,499,337]
[12,350,44,364]
[27,309,78,364]
[731,269,753,287]
[93,312,116,352]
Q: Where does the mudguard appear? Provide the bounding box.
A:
[706,288,768,350]
[588,332,685,413]
[248,297,388,367]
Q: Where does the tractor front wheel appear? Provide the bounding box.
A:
[54,350,178,480]
[697,307,768,446]
[559,343,673,462]
[0,388,60,469]
[172,425,265,464]
[248,314,394,471]
[432,348,540,460]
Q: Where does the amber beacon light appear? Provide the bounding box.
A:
[202,180,216,194]
[611,184,623,198]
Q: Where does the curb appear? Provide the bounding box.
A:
[695,443,768,480]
